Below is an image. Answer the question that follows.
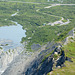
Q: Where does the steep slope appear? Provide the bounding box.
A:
[49,42,75,75]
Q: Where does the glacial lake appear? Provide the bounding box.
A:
[0,21,26,50]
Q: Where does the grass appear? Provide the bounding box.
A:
[51,60,75,75]
[62,19,67,22]
[0,47,3,49]
[64,42,75,58]
[42,50,54,63]
[48,42,75,75]
[0,2,17,26]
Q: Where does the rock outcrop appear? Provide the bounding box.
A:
[22,43,63,75]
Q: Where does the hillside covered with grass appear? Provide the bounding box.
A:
[48,42,75,75]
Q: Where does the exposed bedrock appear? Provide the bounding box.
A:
[22,43,63,75]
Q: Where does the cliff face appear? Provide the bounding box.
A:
[1,41,63,75]
[23,45,72,75]
[23,29,74,75]
[22,43,64,75]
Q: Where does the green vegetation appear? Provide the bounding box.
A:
[5,44,9,46]
[25,5,75,49]
[53,54,58,59]
[50,42,75,75]
[8,49,11,53]
[42,50,54,63]
[40,5,75,41]
[0,2,75,50]
[1,0,75,4]
[0,47,3,49]
[62,19,67,22]
[0,2,17,26]
[64,42,75,58]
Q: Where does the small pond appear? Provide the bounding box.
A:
[0,21,26,50]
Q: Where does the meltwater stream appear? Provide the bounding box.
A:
[0,21,26,51]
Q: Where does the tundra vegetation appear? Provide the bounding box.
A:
[0,2,75,50]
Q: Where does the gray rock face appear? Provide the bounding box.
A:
[67,29,73,36]
[56,50,65,67]
[22,43,62,75]
[31,44,41,51]
[24,57,53,75]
